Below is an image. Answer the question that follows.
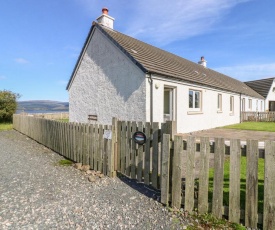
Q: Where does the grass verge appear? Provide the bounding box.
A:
[222,122,275,132]
[0,123,13,131]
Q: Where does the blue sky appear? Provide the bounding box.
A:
[1,0,275,102]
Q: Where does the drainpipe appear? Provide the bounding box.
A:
[148,73,153,124]
[240,93,242,123]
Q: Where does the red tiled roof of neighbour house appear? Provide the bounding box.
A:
[67,22,264,99]
[245,77,275,98]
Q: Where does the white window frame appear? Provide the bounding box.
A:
[230,96,234,114]
[248,99,252,110]
[217,94,222,112]
[189,89,202,112]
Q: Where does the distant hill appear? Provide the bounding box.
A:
[17,100,69,113]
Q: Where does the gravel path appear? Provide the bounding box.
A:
[0,130,189,229]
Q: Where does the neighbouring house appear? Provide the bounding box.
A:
[66,8,264,133]
[245,77,275,111]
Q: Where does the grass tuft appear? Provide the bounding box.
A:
[187,212,246,230]
[57,159,73,166]
[0,123,13,131]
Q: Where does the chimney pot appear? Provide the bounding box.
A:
[198,56,207,68]
[102,7,109,15]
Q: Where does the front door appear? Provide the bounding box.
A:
[269,101,275,111]
[163,88,174,122]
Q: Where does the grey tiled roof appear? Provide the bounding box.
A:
[245,77,274,98]
[68,22,264,99]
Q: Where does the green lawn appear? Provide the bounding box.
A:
[208,157,264,214]
[0,123,13,131]
[56,118,69,122]
[215,121,268,215]
[222,122,275,132]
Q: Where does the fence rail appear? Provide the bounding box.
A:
[242,111,275,122]
[12,114,275,229]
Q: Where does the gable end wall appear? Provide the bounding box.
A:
[68,28,146,124]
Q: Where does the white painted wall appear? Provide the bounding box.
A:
[241,95,265,112]
[146,74,264,133]
[265,79,275,111]
[68,28,146,124]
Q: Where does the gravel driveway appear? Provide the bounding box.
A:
[0,130,188,229]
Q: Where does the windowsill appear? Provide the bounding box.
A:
[187,111,203,115]
[229,113,234,116]
[217,110,223,113]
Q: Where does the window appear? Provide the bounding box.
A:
[248,99,252,110]
[242,98,245,111]
[230,96,234,113]
[217,94,222,111]
[261,101,263,111]
[189,90,201,110]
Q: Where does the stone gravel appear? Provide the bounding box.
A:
[0,130,189,229]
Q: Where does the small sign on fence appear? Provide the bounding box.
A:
[103,130,112,140]
[133,131,146,145]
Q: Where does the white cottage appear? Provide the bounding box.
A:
[245,77,275,111]
[67,8,264,133]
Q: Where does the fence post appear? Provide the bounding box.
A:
[264,141,275,230]
[245,139,259,228]
[171,135,183,209]
[165,121,177,140]
[109,117,117,177]
[161,134,170,205]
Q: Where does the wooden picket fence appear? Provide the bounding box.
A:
[12,114,275,229]
[161,135,275,229]
[13,115,116,177]
[242,111,275,122]
[115,120,176,189]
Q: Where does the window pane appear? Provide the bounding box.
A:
[195,91,200,108]
[230,96,234,112]
[164,90,170,114]
[218,94,222,110]
[189,90,193,108]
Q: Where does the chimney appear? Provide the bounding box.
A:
[96,7,115,29]
[198,56,207,68]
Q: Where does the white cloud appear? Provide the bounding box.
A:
[123,0,250,45]
[214,63,275,82]
[15,58,29,64]
[76,0,250,46]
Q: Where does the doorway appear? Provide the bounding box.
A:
[163,88,174,122]
[269,101,275,111]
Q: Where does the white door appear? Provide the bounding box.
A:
[163,88,173,121]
